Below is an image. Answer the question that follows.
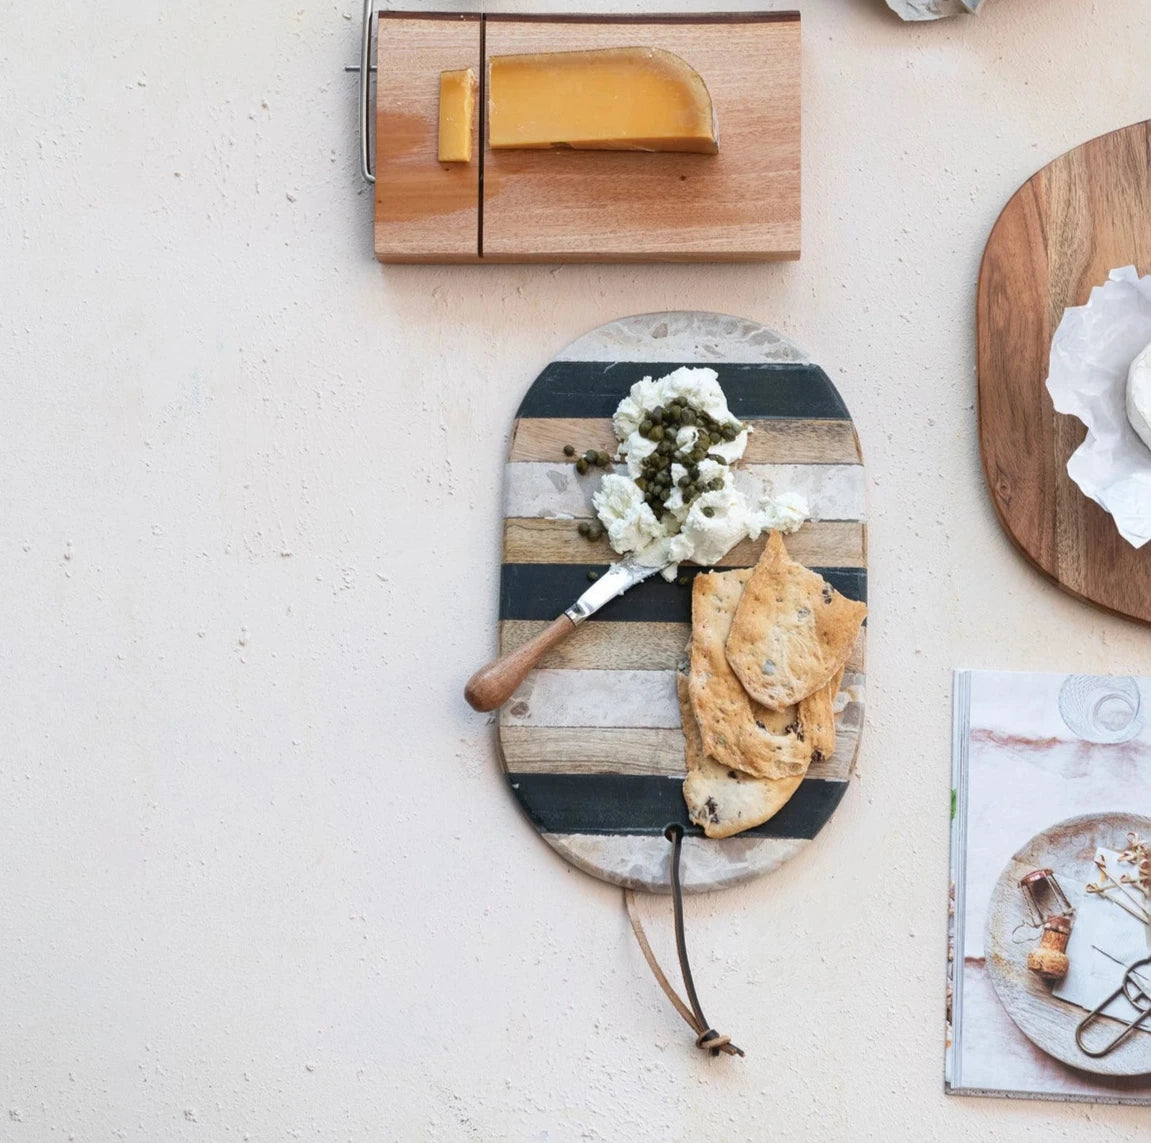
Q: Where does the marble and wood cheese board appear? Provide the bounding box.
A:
[977,119,1151,625]
[373,12,801,263]
[493,313,867,894]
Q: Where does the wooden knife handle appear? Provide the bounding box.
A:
[464,615,576,712]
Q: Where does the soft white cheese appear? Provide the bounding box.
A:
[591,474,663,554]
[593,367,809,577]
[1126,340,1151,454]
[678,487,752,567]
[749,489,809,538]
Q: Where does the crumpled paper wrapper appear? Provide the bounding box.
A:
[1046,266,1151,548]
[885,0,983,19]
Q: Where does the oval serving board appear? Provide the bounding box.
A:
[495,312,867,893]
[977,119,1151,625]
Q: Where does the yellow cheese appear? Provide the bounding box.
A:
[437,68,476,163]
[487,47,718,154]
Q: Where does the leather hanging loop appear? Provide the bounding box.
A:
[624,826,743,1058]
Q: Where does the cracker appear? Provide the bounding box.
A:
[725,532,866,711]
[677,650,804,840]
[688,568,825,780]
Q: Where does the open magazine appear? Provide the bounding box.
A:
[947,670,1151,1103]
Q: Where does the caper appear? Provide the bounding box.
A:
[682,483,696,500]
[709,431,722,445]
[639,419,653,437]
[635,477,647,492]
[595,451,611,468]
[587,570,600,581]
[650,424,664,442]
[649,406,664,425]
[722,426,738,442]
[701,506,715,518]
[576,458,589,474]
[688,464,699,479]
[584,450,598,465]
[578,520,591,537]
[677,475,691,488]
[681,408,696,426]
[676,575,690,587]
[658,439,674,456]
[563,444,576,457]
[709,478,724,491]
[691,449,707,464]
[588,521,604,540]
[709,454,728,465]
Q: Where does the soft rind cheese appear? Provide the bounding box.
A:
[1126,340,1151,454]
[437,68,477,163]
[487,47,718,154]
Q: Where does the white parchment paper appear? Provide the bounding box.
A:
[885,0,982,18]
[1046,267,1151,547]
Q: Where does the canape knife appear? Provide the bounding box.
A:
[464,555,668,712]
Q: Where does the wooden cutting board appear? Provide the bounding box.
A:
[494,313,867,894]
[374,12,801,263]
[976,120,1151,624]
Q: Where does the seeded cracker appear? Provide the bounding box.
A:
[678,649,805,839]
[725,532,866,711]
[688,568,837,779]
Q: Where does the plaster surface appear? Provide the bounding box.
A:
[1,0,1149,1138]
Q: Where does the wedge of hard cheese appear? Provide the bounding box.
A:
[487,47,718,154]
[437,68,477,163]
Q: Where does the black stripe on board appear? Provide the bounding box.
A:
[506,773,849,838]
[515,362,851,421]
[499,564,867,622]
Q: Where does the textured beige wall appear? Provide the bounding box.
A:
[1,0,1148,1137]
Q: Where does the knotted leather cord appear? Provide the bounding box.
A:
[623,826,743,1058]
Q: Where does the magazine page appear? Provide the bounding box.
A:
[948,669,1151,1103]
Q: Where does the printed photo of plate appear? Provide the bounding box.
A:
[985,812,1151,1078]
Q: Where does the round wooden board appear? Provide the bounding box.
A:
[494,312,866,894]
[976,119,1151,625]
[985,812,1151,1078]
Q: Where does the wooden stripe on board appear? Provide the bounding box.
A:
[509,417,862,465]
[499,565,867,622]
[498,619,866,674]
[499,722,859,781]
[502,518,866,567]
[500,667,865,729]
[514,362,853,420]
[507,772,849,837]
[503,462,865,522]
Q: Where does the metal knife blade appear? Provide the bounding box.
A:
[563,555,670,626]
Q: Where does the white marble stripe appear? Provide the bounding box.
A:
[504,462,866,522]
[551,311,810,366]
[502,668,865,729]
[541,831,812,893]
[503,669,681,729]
